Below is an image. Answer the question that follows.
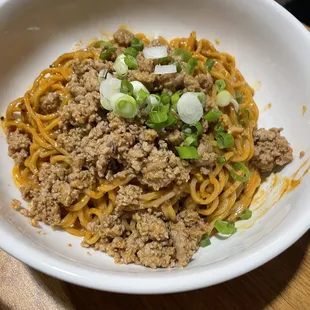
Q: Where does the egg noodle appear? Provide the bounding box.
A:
[4,31,261,245]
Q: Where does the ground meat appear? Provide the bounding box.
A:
[127,70,156,91]
[38,163,68,189]
[137,241,175,268]
[11,199,22,211]
[29,188,62,226]
[51,181,79,207]
[156,73,184,92]
[134,212,169,241]
[141,147,191,190]
[197,73,213,92]
[183,73,213,94]
[251,128,293,172]
[163,129,184,146]
[90,214,125,239]
[6,129,31,164]
[195,135,218,175]
[170,210,205,267]
[68,170,96,190]
[39,92,61,113]
[57,127,87,153]
[184,74,201,92]
[137,53,155,73]
[61,92,100,126]
[115,185,143,210]
[113,29,134,47]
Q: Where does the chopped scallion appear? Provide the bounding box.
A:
[113,54,128,76]
[93,40,113,48]
[120,80,133,95]
[176,146,200,160]
[235,90,243,104]
[214,221,237,235]
[131,37,144,51]
[173,61,182,73]
[161,92,171,105]
[157,56,173,65]
[239,209,252,220]
[184,135,198,147]
[171,91,182,108]
[214,122,225,132]
[200,234,211,247]
[124,47,139,58]
[215,79,226,92]
[149,111,168,123]
[229,163,250,183]
[204,109,222,122]
[146,113,176,131]
[217,156,226,164]
[185,57,198,74]
[205,59,216,71]
[124,55,138,69]
[174,48,192,62]
[110,93,138,118]
[216,131,234,149]
[238,108,250,125]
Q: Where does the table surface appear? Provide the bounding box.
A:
[1,23,310,310]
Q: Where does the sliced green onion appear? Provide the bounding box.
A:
[124,55,138,69]
[100,51,112,60]
[98,68,108,84]
[173,61,182,73]
[184,135,198,147]
[110,93,138,118]
[146,94,161,106]
[235,90,243,104]
[214,122,225,132]
[146,113,176,131]
[177,93,203,124]
[217,156,226,164]
[229,163,250,183]
[214,220,237,235]
[124,47,139,58]
[205,59,216,71]
[185,57,198,74]
[192,92,207,106]
[131,37,144,51]
[99,76,122,111]
[190,122,203,136]
[161,92,171,105]
[120,80,133,95]
[216,131,234,149]
[149,111,168,123]
[239,209,252,220]
[216,90,239,112]
[113,54,128,76]
[238,108,250,125]
[204,109,222,122]
[171,91,182,109]
[157,56,173,65]
[200,234,211,247]
[215,79,226,92]
[136,89,149,105]
[174,48,192,62]
[176,146,200,160]
[131,81,149,98]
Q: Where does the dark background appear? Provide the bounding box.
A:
[284,0,310,25]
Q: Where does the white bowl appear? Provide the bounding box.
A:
[1,0,310,294]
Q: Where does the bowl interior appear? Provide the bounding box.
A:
[0,0,310,293]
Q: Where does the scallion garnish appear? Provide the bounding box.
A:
[235,90,243,104]
[229,163,250,183]
[176,146,200,160]
[93,40,113,48]
[124,47,139,58]
[185,57,198,74]
[239,209,252,220]
[124,55,138,69]
[177,93,203,124]
[131,37,144,51]
[216,131,234,149]
[171,91,182,109]
[184,135,198,147]
[131,81,149,99]
[157,56,173,65]
[149,111,168,124]
[161,92,171,105]
[238,108,250,125]
[200,234,211,247]
[215,79,226,92]
[120,80,133,95]
[205,59,216,71]
[192,92,207,106]
[204,109,222,122]
[146,113,176,131]
[113,54,128,76]
[214,220,237,235]
[214,122,225,132]
[217,156,226,164]
[110,93,138,118]
[174,48,192,62]
[146,94,161,106]
[173,61,182,73]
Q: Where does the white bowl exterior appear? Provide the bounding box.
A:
[0,0,310,293]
